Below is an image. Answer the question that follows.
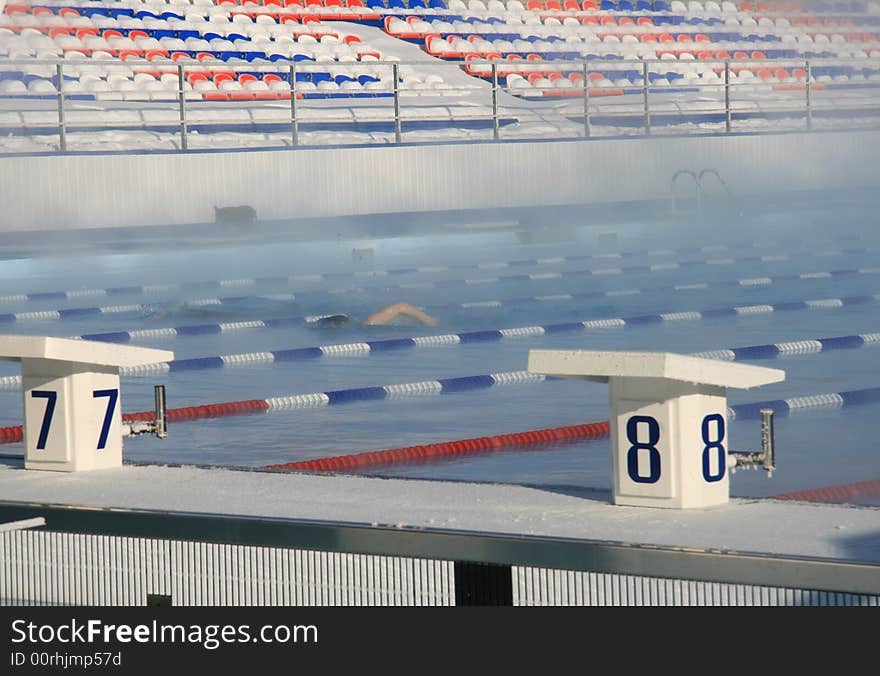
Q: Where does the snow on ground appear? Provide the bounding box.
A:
[1,458,878,564]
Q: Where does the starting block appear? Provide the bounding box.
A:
[528,350,784,509]
[0,335,173,472]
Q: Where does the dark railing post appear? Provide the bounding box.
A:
[583,61,590,138]
[392,62,401,144]
[55,63,66,152]
[805,60,812,131]
[491,62,499,140]
[177,63,188,151]
[642,60,651,135]
[724,60,732,133]
[290,62,298,146]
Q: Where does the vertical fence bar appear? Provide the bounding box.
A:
[582,61,590,138]
[724,60,731,133]
[392,62,401,144]
[289,63,298,146]
[805,60,812,131]
[642,61,651,136]
[177,63,188,151]
[55,63,67,152]
[491,62,499,140]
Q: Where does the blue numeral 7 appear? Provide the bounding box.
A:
[93,389,118,450]
[30,390,57,450]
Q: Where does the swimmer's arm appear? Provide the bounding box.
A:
[362,302,437,326]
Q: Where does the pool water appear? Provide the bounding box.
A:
[1,194,879,505]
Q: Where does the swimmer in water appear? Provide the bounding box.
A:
[317,302,437,327]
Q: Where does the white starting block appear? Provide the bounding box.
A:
[0,335,173,472]
[528,350,785,509]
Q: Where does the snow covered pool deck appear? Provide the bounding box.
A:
[1,459,879,566]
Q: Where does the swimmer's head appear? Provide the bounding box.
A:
[315,314,351,327]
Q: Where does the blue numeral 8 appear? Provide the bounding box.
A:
[701,413,726,482]
[626,415,661,483]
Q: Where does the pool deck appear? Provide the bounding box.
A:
[1,457,878,565]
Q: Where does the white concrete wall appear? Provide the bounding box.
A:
[1,130,878,233]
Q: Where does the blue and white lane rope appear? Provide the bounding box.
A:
[0,243,874,315]
[5,260,880,330]
[693,332,880,362]
[111,294,880,377]
[76,314,336,344]
[0,238,864,307]
[728,387,880,420]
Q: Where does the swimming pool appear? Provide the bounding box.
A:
[1,192,879,505]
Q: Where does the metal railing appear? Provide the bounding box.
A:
[1,56,879,153]
[1,501,879,606]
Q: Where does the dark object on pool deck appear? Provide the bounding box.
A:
[214,205,256,224]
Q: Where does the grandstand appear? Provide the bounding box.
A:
[1,0,879,152]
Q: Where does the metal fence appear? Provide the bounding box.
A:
[2,501,879,606]
[1,56,879,153]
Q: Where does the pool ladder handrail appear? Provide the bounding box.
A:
[123,385,168,440]
[670,168,739,217]
[729,409,776,478]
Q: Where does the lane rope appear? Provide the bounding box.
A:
[1,237,863,307]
